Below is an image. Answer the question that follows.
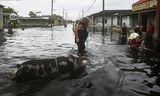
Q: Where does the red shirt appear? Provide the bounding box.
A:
[129,39,142,47]
[146,25,154,33]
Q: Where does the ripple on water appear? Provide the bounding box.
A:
[1,25,160,96]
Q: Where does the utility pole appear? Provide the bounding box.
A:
[153,0,160,52]
[111,14,113,41]
[63,7,65,24]
[82,10,84,18]
[63,8,64,19]
[102,0,105,35]
[51,0,53,27]
[157,0,160,38]
[92,15,94,33]
[51,0,53,16]
[65,12,68,20]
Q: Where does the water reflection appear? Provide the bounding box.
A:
[0,31,7,45]
[0,25,109,96]
[123,47,160,96]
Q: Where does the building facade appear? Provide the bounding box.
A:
[89,10,132,32]
[132,0,160,51]
[16,17,49,27]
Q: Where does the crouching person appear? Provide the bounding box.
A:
[128,32,143,48]
[12,54,89,83]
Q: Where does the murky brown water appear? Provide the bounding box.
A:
[0,24,160,96]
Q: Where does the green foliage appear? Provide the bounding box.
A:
[28,11,37,17]
[11,20,18,28]
[3,7,14,13]
[3,7,18,15]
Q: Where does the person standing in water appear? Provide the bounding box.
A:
[120,23,128,44]
[8,21,13,33]
[73,17,89,55]
[145,22,154,49]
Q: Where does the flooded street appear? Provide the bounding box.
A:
[0,24,160,96]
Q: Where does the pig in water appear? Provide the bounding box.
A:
[12,54,89,82]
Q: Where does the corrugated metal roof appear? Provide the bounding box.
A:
[133,0,148,5]
[90,10,132,17]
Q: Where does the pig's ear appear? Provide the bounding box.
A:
[16,64,21,69]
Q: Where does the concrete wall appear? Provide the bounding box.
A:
[94,15,130,27]
[113,16,118,26]
[122,16,130,27]
[92,15,130,32]
[17,18,49,27]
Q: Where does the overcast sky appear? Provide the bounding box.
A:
[0,0,138,20]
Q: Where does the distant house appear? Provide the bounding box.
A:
[48,14,64,26]
[16,17,49,27]
[10,13,18,19]
[89,10,132,32]
[15,14,63,27]
[0,5,4,31]
[3,7,18,28]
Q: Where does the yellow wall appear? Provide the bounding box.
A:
[132,0,157,11]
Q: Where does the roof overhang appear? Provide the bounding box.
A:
[131,8,156,15]
[132,0,157,12]
[0,5,4,8]
[90,10,132,17]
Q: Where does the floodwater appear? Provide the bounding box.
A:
[0,24,160,96]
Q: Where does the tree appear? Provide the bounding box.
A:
[28,11,37,17]
[3,7,17,15]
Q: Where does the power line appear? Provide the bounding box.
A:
[86,0,97,12]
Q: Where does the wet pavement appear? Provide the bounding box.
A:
[0,24,160,96]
